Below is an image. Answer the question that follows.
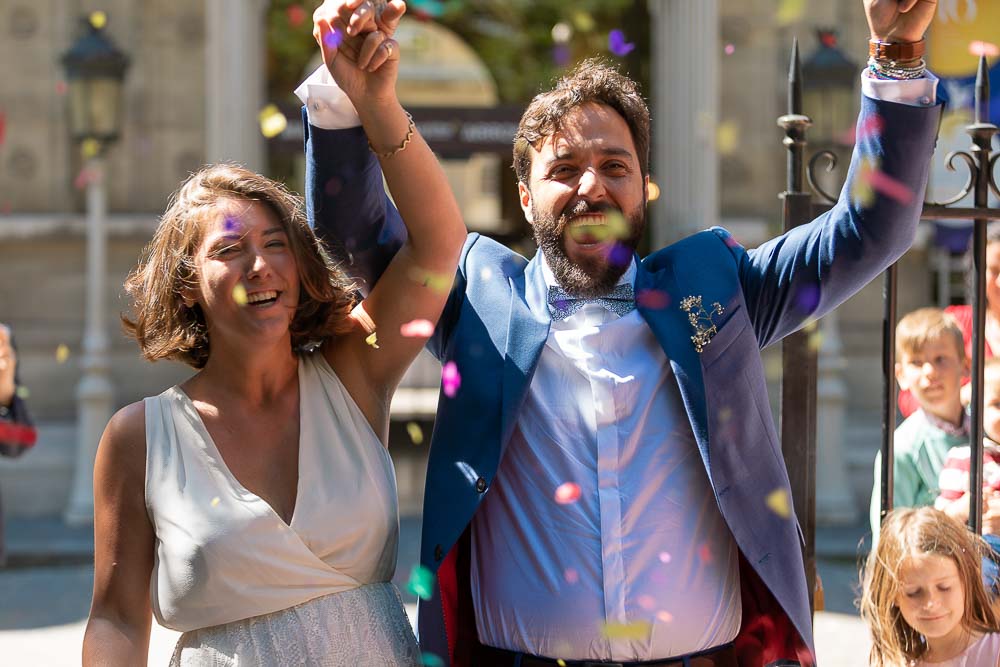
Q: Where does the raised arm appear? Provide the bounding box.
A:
[316,2,466,414]
[83,403,155,666]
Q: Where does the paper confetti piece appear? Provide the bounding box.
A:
[605,211,629,240]
[647,180,661,202]
[851,158,877,208]
[656,610,674,623]
[55,81,68,95]
[969,40,1000,58]
[365,332,379,349]
[409,267,453,293]
[55,344,70,364]
[658,551,672,564]
[637,594,656,610]
[724,43,736,56]
[866,169,915,206]
[15,386,30,399]
[564,567,579,584]
[441,361,461,397]
[572,11,595,32]
[211,496,221,507]
[406,421,424,445]
[232,284,248,306]
[776,0,806,26]
[554,482,581,505]
[608,29,635,57]
[286,4,307,28]
[407,564,436,601]
[716,121,740,156]
[400,319,434,338]
[89,11,107,29]
[551,22,572,44]
[766,488,792,518]
[259,104,288,139]
[601,620,652,640]
[636,289,670,310]
[480,267,493,281]
[698,543,713,563]
[420,653,445,667]
[323,28,343,50]
[557,661,567,667]
[81,138,101,159]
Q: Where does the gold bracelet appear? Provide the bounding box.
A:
[368,111,415,160]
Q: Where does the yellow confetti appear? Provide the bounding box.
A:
[605,210,629,240]
[601,620,652,640]
[851,157,877,209]
[89,11,107,29]
[409,267,453,293]
[571,11,595,32]
[808,329,824,352]
[557,661,567,667]
[716,121,740,156]
[776,0,806,26]
[766,488,791,519]
[15,386,30,399]
[647,180,661,202]
[55,344,70,364]
[258,104,288,139]
[81,138,101,159]
[232,283,248,306]
[406,421,424,445]
[211,496,221,507]
[365,331,379,349]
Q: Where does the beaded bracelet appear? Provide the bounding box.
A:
[369,111,415,160]
[868,56,926,81]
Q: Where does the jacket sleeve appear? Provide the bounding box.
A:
[302,107,407,296]
[727,95,942,349]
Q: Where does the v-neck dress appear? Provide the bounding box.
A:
[144,352,418,666]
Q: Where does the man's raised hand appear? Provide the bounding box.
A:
[864,0,937,44]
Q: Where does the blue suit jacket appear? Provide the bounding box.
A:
[304,95,941,666]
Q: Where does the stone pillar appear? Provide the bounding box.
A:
[205,0,269,172]
[647,0,719,247]
[816,310,858,525]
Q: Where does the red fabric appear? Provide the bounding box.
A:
[898,305,986,419]
[937,446,1000,501]
[437,539,814,667]
[0,420,37,447]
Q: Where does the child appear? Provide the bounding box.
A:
[871,308,970,538]
[861,507,1000,666]
[936,358,1000,532]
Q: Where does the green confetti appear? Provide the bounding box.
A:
[407,564,436,601]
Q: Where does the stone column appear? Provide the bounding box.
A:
[205,0,269,172]
[816,310,858,525]
[647,0,719,247]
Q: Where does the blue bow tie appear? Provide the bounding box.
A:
[547,284,635,321]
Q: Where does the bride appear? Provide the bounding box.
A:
[82,2,463,664]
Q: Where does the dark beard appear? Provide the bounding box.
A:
[532,200,645,298]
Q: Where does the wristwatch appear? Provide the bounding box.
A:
[869,39,925,63]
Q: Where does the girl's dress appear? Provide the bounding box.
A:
[917,632,1000,666]
[144,353,419,666]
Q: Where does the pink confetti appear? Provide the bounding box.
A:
[0,112,5,147]
[637,594,656,610]
[864,168,914,205]
[608,29,635,57]
[969,41,1000,58]
[724,43,735,56]
[564,567,579,584]
[400,319,435,338]
[554,482,581,505]
[698,543,713,563]
[442,361,461,397]
[636,289,670,310]
[74,167,101,190]
[286,4,307,28]
[55,81,68,96]
[658,551,672,564]
[656,610,674,623]
[841,113,885,145]
[324,177,343,197]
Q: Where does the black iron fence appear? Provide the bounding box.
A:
[778,44,1000,612]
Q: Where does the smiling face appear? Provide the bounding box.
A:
[518,102,648,298]
[895,553,967,645]
[189,198,300,350]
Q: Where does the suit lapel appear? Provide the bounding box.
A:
[635,259,711,470]
[499,256,551,452]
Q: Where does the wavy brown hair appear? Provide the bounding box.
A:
[512,57,650,187]
[122,163,357,369]
[860,507,1000,666]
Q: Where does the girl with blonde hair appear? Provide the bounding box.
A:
[861,507,1000,666]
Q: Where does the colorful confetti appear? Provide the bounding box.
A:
[552,44,572,67]
[658,551,672,564]
[554,481,581,505]
[479,267,493,281]
[89,11,107,29]
[400,319,434,338]
[407,564,436,601]
[55,344,70,364]
[232,283,248,306]
[323,28,344,50]
[55,81,68,96]
[607,243,632,267]
[795,284,820,313]
[365,331,379,349]
[656,610,674,623]
[698,543,713,563]
[636,289,669,310]
[406,421,424,445]
[420,653,445,667]
[557,661,567,667]
[608,29,635,57]
[601,620,652,640]
[564,567,579,584]
[442,361,461,397]
[551,22,572,44]
[724,43,736,56]
[259,104,288,139]
[81,138,101,160]
[286,4,307,28]
[637,594,656,610]
[716,121,740,156]
[0,112,5,148]
[74,167,100,191]
[571,11,595,32]
[647,180,661,202]
[409,267,453,293]
[324,177,342,197]
[775,0,806,26]
[15,386,30,399]
[211,496,221,507]
[851,158,877,208]
[766,488,792,518]
[866,169,915,206]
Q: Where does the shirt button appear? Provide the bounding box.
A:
[475,477,487,493]
[434,544,444,562]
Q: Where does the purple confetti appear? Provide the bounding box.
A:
[795,284,820,313]
[608,29,635,57]
[442,361,461,398]
[607,242,632,267]
[552,44,571,67]
[323,28,343,50]
[324,177,343,197]
[223,215,241,233]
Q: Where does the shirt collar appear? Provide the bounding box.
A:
[920,408,969,438]
[538,250,637,293]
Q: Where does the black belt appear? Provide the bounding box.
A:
[473,642,738,667]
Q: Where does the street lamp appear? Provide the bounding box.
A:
[61,15,129,525]
[802,29,858,150]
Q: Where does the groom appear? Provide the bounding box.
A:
[302,1,940,664]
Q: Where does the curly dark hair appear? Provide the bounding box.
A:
[512,57,650,187]
[122,163,357,369]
